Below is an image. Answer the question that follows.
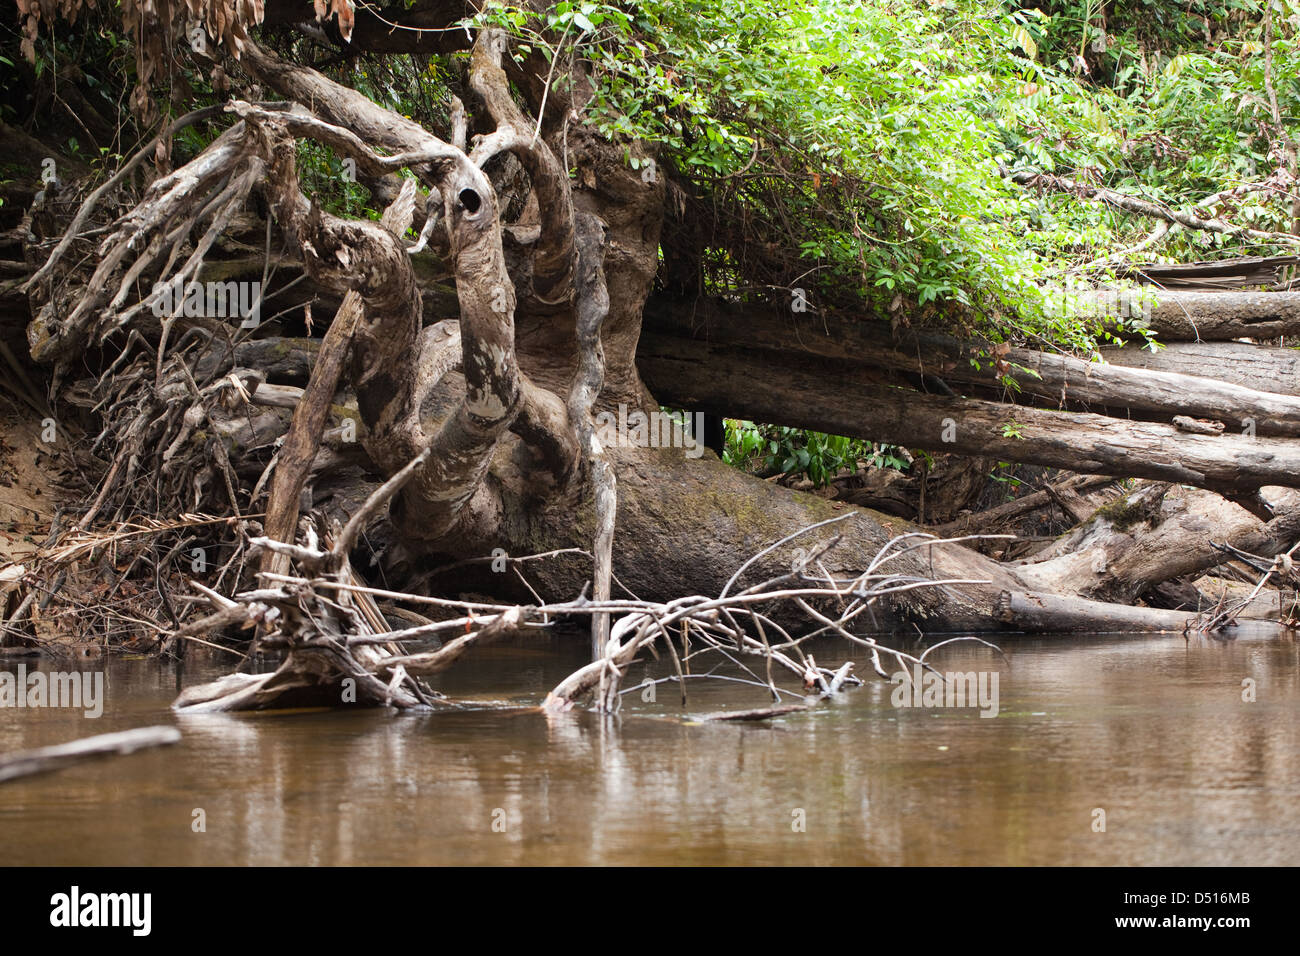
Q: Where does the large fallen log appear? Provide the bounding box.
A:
[995,590,1204,633]
[1098,341,1300,396]
[639,335,1300,495]
[644,297,1300,433]
[1108,290,1300,341]
[984,344,1300,435]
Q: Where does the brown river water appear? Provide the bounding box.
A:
[1,625,1297,865]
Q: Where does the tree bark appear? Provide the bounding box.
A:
[995,590,1203,633]
[644,295,1300,432]
[1114,290,1300,341]
[1098,340,1300,395]
[17,11,1300,720]
[638,332,1300,495]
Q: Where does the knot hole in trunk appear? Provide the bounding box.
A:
[458,188,483,216]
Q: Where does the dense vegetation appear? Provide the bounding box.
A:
[3,0,1297,496]
[9,3,1295,309]
[491,0,1299,342]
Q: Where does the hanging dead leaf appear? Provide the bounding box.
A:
[333,0,355,43]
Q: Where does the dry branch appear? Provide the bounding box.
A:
[1010,168,1300,246]
[0,727,181,784]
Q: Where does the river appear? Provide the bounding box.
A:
[2,625,1296,865]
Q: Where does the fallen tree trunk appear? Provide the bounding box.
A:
[982,346,1300,436]
[644,296,1300,434]
[638,334,1300,495]
[201,328,1300,423]
[174,449,1298,711]
[995,590,1204,633]
[17,14,1299,721]
[1113,290,1300,341]
[1098,341,1300,396]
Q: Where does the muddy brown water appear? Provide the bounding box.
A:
[1,625,1297,865]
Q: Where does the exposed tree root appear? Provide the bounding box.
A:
[8,11,1297,721]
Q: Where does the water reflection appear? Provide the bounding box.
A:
[0,627,1296,865]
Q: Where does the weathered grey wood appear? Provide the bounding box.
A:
[1120,255,1299,290]
[248,381,305,408]
[0,726,181,783]
[644,296,1300,433]
[988,343,1300,436]
[995,590,1205,633]
[638,335,1300,495]
[1099,341,1300,396]
[1117,290,1300,340]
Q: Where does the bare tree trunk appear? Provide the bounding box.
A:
[644,295,1300,431]
[638,333,1300,495]
[1104,290,1300,341]
[1098,341,1300,394]
[995,590,1204,632]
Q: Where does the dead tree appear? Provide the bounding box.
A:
[12,6,1300,710]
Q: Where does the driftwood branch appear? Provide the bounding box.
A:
[0,727,181,784]
[260,178,421,580]
[1010,168,1300,246]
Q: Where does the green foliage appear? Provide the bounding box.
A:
[9,1,1295,495]
[723,418,769,470]
[466,1,1297,482]
[723,420,908,487]
[8,1,1293,344]
[594,0,1061,335]
[0,16,135,129]
[470,0,1297,355]
[1006,0,1300,266]
[990,461,1027,499]
[294,140,378,220]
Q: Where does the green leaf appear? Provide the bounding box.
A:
[1011,25,1037,60]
